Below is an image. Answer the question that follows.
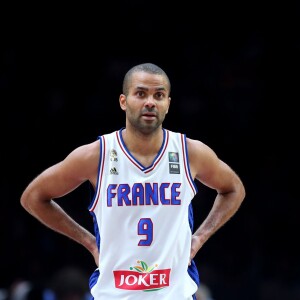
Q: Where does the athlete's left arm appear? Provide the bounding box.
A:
[186,137,246,264]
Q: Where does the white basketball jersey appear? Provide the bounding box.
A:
[88,128,199,300]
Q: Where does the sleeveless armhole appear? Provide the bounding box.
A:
[181,133,198,195]
[87,136,105,253]
[88,135,105,212]
[181,133,200,288]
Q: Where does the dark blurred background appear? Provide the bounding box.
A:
[1,2,299,300]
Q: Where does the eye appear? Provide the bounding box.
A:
[155,92,165,100]
[137,91,145,97]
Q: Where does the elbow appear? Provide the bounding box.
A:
[242,186,246,201]
[20,190,30,211]
[237,181,246,206]
[20,187,51,213]
[20,188,39,213]
[241,180,246,199]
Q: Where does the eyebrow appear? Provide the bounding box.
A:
[136,86,166,91]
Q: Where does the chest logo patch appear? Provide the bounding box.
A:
[168,152,179,162]
[110,149,118,162]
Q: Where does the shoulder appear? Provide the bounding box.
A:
[60,140,100,182]
[186,137,217,160]
[70,129,119,161]
[69,140,100,161]
[69,129,119,159]
[186,137,220,180]
[165,130,217,163]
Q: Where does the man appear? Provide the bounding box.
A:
[21,62,246,300]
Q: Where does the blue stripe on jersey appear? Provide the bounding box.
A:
[188,202,200,287]
[182,133,198,194]
[89,268,100,290]
[188,259,200,286]
[117,127,168,172]
[88,136,103,211]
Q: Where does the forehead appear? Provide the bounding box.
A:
[130,71,169,91]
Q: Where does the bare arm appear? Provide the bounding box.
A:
[187,138,246,263]
[20,141,100,266]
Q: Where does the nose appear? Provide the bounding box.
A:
[145,96,155,108]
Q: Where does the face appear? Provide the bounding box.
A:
[120,71,171,134]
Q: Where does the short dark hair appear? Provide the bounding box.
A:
[122,63,171,96]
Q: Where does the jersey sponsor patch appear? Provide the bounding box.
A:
[168,152,179,162]
[113,260,171,292]
[169,163,180,174]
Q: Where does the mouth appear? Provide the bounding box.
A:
[142,116,156,121]
[141,113,157,120]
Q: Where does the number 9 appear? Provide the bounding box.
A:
[138,218,153,246]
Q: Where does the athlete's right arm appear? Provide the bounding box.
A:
[20,140,100,266]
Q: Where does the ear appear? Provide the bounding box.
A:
[166,96,171,114]
[119,94,126,111]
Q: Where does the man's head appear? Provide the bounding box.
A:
[120,63,171,134]
[122,63,171,97]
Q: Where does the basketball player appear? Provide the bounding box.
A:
[20,63,246,300]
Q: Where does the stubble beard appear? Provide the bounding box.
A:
[128,114,164,135]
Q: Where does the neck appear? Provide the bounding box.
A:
[122,126,164,155]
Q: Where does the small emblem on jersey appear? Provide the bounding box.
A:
[168,152,179,162]
[110,149,118,162]
[110,167,118,175]
[169,163,180,174]
[113,260,171,291]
